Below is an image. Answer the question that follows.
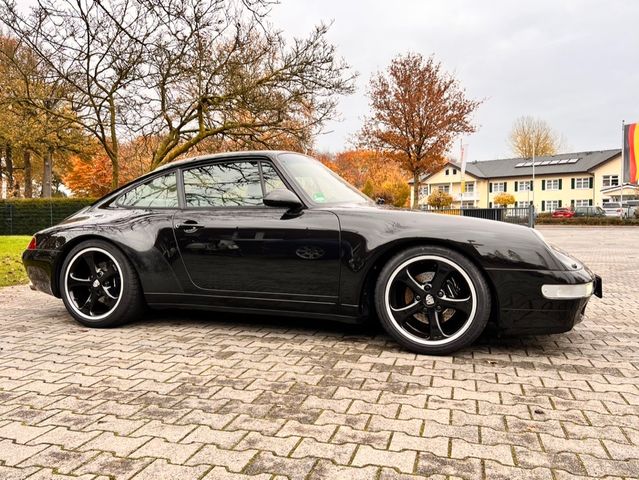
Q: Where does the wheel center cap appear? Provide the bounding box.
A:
[92,279,100,288]
[424,294,435,306]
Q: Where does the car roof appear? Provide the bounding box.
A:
[152,150,292,173]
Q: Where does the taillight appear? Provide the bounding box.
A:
[27,237,37,250]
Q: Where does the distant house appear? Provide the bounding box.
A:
[409,149,637,211]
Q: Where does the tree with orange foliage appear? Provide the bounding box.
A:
[63,138,155,197]
[358,53,482,208]
[321,150,410,207]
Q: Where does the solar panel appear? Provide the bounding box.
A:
[523,161,533,167]
[515,162,525,167]
[567,158,579,164]
[559,159,570,164]
[540,160,551,165]
[550,160,560,165]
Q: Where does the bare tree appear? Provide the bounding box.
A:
[358,53,481,208]
[138,1,354,168]
[1,0,152,188]
[1,0,355,186]
[508,116,563,157]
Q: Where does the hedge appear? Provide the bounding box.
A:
[536,216,639,226]
[0,198,96,235]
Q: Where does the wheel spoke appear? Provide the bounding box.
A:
[395,267,425,295]
[427,309,450,340]
[68,274,91,289]
[390,301,422,323]
[83,252,97,275]
[101,291,118,307]
[80,291,98,315]
[430,262,454,293]
[100,265,118,281]
[439,296,473,316]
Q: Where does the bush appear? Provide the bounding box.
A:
[536,215,639,226]
[0,198,96,235]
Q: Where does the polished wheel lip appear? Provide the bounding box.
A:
[384,255,477,346]
[64,247,124,321]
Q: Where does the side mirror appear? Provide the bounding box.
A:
[263,189,303,211]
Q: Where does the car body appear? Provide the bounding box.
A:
[602,202,626,217]
[573,206,606,217]
[551,208,575,219]
[23,151,602,354]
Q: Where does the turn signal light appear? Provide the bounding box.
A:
[27,237,37,250]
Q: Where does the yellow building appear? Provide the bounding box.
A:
[410,149,636,211]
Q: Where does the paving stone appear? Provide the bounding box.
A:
[0,226,637,480]
[133,459,209,480]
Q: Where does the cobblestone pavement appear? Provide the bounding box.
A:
[1,226,638,479]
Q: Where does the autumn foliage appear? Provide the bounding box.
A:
[493,192,516,207]
[63,140,154,197]
[359,53,481,207]
[427,189,453,209]
[320,150,410,207]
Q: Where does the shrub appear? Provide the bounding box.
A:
[0,198,96,235]
[493,192,516,207]
[535,215,639,226]
[427,189,453,209]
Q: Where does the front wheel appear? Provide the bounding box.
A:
[59,240,144,328]
[375,246,491,355]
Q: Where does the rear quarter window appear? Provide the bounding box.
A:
[116,172,179,208]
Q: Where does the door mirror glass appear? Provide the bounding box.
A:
[263,189,303,210]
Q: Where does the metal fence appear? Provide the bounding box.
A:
[421,206,535,227]
[0,199,95,235]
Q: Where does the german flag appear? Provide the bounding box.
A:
[624,122,639,183]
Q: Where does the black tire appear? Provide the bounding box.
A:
[374,245,490,355]
[59,239,144,328]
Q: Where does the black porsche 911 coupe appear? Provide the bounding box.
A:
[23,151,602,355]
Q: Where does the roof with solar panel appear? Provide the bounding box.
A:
[441,149,621,180]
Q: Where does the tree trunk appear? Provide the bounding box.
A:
[412,172,420,209]
[42,147,53,198]
[23,150,33,198]
[111,160,119,190]
[5,144,14,194]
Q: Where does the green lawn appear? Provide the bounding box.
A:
[0,236,31,287]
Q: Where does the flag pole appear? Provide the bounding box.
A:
[532,142,536,210]
[621,120,625,205]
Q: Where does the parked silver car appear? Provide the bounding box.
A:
[602,202,626,218]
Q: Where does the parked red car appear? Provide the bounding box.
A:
[551,208,575,218]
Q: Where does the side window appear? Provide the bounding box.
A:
[261,162,287,193]
[117,173,178,208]
[183,161,263,207]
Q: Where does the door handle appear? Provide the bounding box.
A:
[176,221,204,233]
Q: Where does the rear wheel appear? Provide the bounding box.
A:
[375,246,490,355]
[59,240,144,328]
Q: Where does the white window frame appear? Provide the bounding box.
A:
[574,177,590,189]
[518,181,531,191]
[517,201,531,208]
[464,182,475,193]
[492,182,505,193]
[546,179,560,190]
[574,199,590,207]
[545,200,560,212]
[602,175,619,187]
[434,184,450,193]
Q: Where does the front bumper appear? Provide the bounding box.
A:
[487,266,602,336]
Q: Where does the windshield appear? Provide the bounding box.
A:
[605,203,620,208]
[277,153,372,205]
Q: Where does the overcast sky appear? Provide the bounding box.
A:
[269,0,639,160]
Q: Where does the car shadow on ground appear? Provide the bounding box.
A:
[135,308,558,356]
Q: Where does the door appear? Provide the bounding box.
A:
[172,159,341,311]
